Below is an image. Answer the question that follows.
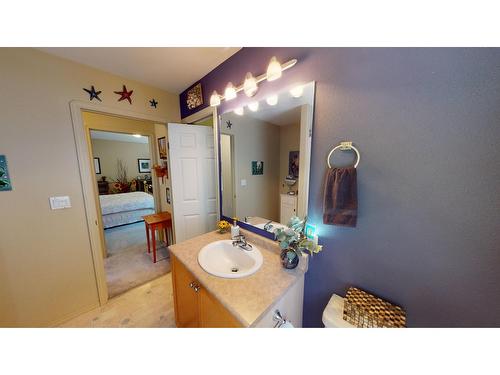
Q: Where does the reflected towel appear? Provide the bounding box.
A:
[323,167,357,227]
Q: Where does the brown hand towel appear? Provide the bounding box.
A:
[323,167,358,227]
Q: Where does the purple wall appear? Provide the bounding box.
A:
[179,48,500,327]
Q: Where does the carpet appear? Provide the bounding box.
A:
[104,222,171,298]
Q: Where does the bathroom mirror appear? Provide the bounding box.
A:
[218,81,315,239]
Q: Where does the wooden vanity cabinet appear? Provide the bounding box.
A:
[172,254,242,328]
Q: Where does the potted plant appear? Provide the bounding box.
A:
[274,216,323,269]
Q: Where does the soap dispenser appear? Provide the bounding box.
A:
[231,217,240,239]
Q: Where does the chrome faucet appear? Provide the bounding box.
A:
[263,220,273,231]
[232,234,253,251]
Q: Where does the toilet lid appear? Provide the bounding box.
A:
[322,294,356,328]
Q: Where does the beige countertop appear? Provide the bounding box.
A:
[168,229,308,327]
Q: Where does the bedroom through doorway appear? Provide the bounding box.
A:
[84,111,172,299]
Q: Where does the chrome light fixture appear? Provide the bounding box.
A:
[210,90,221,106]
[224,82,237,101]
[266,56,282,81]
[243,72,258,97]
[206,57,296,107]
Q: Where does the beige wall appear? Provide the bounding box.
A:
[221,113,280,222]
[91,138,151,181]
[279,123,300,194]
[0,48,179,327]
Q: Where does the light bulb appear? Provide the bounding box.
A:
[248,101,259,112]
[224,82,237,101]
[266,56,282,81]
[210,90,220,106]
[234,107,244,116]
[290,85,304,98]
[243,72,258,97]
[266,94,278,106]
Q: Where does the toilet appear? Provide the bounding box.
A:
[322,294,356,328]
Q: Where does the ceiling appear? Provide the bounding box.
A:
[38,47,241,93]
[90,130,149,144]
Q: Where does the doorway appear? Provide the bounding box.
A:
[88,127,171,298]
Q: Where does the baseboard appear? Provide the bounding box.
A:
[48,302,101,327]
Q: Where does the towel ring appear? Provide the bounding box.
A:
[327,141,360,169]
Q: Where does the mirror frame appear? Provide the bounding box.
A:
[217,81,316,240]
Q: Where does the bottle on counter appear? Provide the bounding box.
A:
[231,217,240,239]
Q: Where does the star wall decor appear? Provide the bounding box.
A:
[226,120,232,129]
[83,85,102,101]
[114,85,133,104]
[149,98,158,108]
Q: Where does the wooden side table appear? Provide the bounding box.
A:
[143,212,172,263]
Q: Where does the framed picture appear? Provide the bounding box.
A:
[138,158,151,173]
[0,155,13,191]
[166,187,171,204]
[158,137,167,159]
[93,157,101,174]
[186,82,203,110]
[288,151,299,178]
[252,161,264,175]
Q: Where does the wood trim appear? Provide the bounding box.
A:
[297,82,315,219]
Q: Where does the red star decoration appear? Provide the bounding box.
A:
[114,85,133,104]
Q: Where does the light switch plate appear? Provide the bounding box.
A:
[49,196,71,210]
[241,179,247,187]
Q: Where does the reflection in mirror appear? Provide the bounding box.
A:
[219,81,315,238]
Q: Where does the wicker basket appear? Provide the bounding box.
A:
[343,287,406,328]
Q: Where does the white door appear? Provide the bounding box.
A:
[168,123,218,243]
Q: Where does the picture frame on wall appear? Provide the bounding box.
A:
[158,137,167,159]
[288,151,299,178]
[0,155,13,191]
[138,158,151,173]
[186,82,203,110]
[94,157,101,174]
[252,161,264,175]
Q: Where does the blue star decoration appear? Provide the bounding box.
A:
[149,98,158,108]
[83,85,102,102]
[226,120,232,129]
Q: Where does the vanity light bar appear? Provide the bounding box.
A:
[210,58,297,105]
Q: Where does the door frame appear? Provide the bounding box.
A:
[70,100,167,306]
[219,133,236,218]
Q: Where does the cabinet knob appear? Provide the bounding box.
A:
[189,281,196,288]
[193,285,201,292]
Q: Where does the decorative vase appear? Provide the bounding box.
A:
[280,248,299,269]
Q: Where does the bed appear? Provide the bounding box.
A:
[99,191,155,229]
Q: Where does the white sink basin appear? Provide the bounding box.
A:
[198,240,263,279]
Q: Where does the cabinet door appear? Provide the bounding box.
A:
[172,255,199,327]
[199,287,242,328]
